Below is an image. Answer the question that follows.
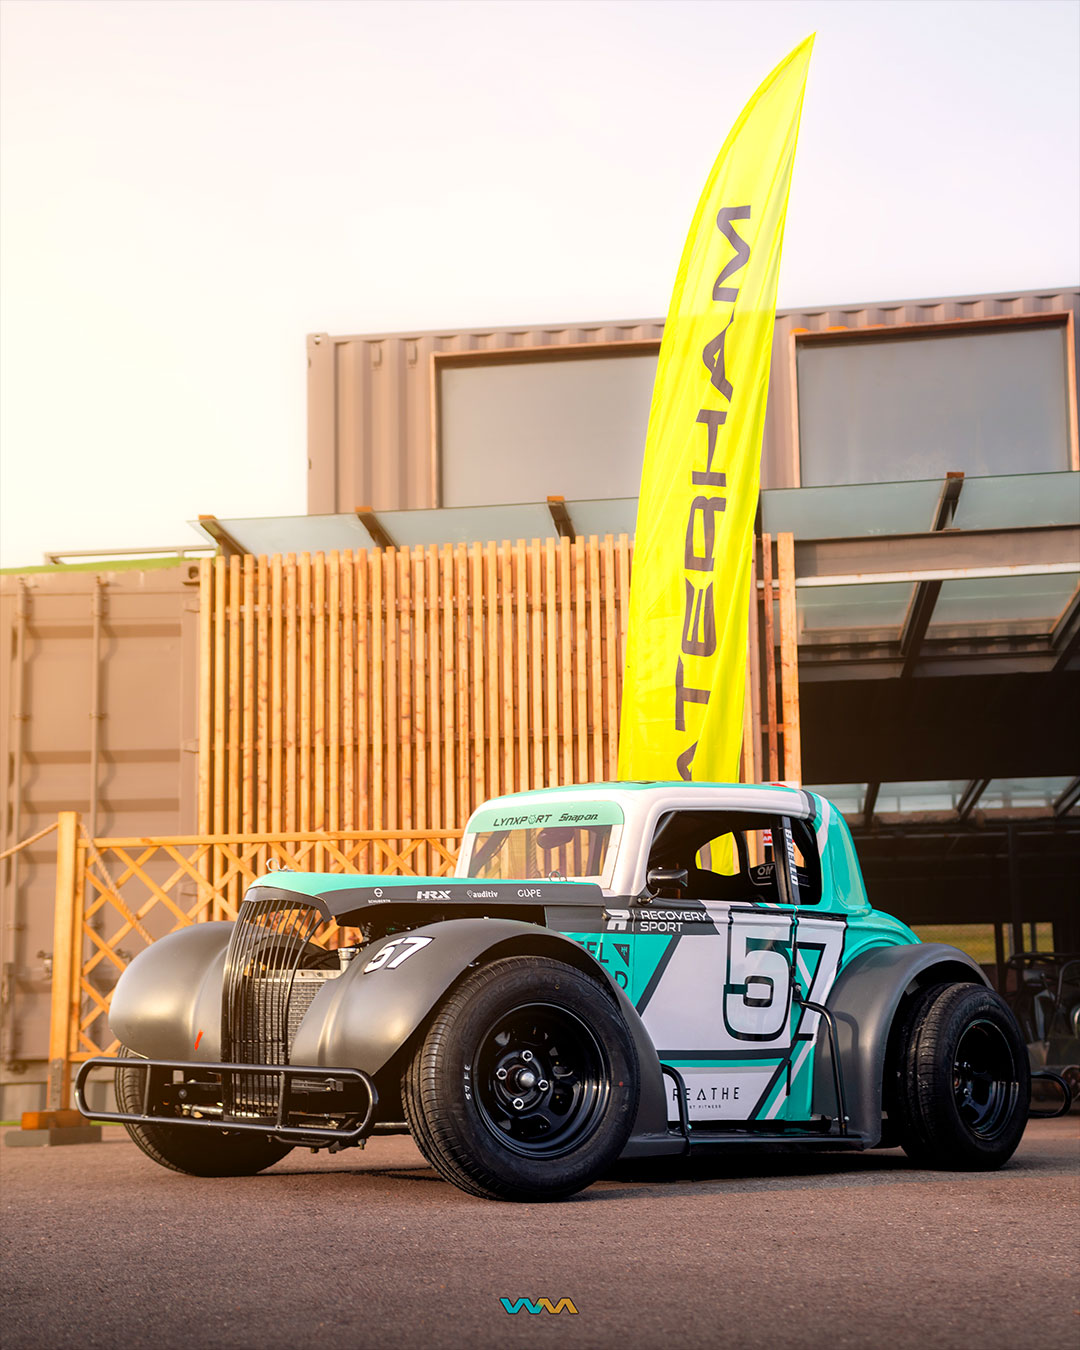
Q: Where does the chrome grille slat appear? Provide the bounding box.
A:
[221,896,329,1119]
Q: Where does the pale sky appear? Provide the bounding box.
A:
[1,0,1078,568]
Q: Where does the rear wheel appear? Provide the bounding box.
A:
[891,983,1030,1170]
[115,1049,294,1177]
[403,956,639,1201]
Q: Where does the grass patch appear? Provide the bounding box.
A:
[912,922,1055,966]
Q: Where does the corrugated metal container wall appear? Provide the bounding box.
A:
[0,565,200,1114]
[307,321,665,513]
[309,288,1079,511]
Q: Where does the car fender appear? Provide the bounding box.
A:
[290,917,671,1141]
[108,922,234,1061]
[812,941,990,1143]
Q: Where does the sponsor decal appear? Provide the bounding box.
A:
[674,1082,741,1104]
[604,907,713,934]
[500,1298,578,1316]
[415,888,451,900]
[578,938,630,990]
[663,1066,777,1122]
[362,935,434,972]
[467,801,624,833]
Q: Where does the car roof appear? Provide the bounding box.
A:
[470,781,820,818]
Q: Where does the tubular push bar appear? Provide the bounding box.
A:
[74,1057,378,1143]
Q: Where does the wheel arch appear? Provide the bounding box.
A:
[290,918,670,1142]
[108,921,235,1061]
[812,942,990,1145]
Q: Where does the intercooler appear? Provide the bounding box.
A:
[221,893,339,1119]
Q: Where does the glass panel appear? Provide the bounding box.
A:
[874,781,971,813]
[930,574,1080,627]
[564,497,639,539]
[439,354,656,507]
[760,479,944,537]
[797,324,1071,486]
[375,502,556,547]
[951,471,1080,529]
[191,515,376,556]
[761,471,1080,539]
[460,801,625,889]
[807,784,866,816]
[796,582,913,634]
[979,777,1074,812]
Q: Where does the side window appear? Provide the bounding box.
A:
[647,809,822,905]
[745,817,822,906]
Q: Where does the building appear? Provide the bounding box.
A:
[292,285,1079,968]
[1,285,1077,1115]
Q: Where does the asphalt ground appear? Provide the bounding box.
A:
[2,1117,1077,1350]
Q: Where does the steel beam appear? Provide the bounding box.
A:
[862,782,879,830]
[197,515,246,558]
[1051,583,1080,671]
[354,506,396,550]
[956,777,991,821]
[899,580,942,677]
[1053,776,1080,817]
[793,524,1079,587]
[897,472,964,677]
[931,471,965,531]
[546,495,576,541]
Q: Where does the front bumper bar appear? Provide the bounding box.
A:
[74,1057,378,1144]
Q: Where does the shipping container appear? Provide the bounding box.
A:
[307,288,1079,514]
[0,564,199,1115]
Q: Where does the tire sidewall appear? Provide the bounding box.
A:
[116,1051,293,1176]
[429,959,639,1196]
[912,985,1030,1166]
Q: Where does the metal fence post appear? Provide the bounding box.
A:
[46,811,81,1111]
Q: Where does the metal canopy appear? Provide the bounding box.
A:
[191,498,637,555]
[809,776,1078,825]
[191,470,1080,677]
[192,470,1079,556]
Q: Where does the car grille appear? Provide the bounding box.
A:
[221,894,338,1119]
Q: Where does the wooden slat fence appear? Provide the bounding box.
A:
[197,533,802,882]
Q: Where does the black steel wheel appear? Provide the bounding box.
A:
[474,1002,608,1158]
[890,983,1030,1170]
[403,955,639,1201]
[115,1049,294,1177]
[952,1018,1022,1138]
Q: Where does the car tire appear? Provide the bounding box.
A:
[891,983,1030,1170]
[403,955,640,1202]
[115,1049,294,1177]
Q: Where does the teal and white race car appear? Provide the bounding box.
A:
[78,783,1044,1201]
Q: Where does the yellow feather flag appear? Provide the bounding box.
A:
[618,35,813,785]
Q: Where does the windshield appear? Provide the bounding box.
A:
[460,801,624,888]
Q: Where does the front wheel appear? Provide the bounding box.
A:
[891,983,1030,1170]
[116,1049,294,1177]
[403,955,640,1201]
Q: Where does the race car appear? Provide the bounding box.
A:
[77,782,1044,1201]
